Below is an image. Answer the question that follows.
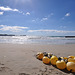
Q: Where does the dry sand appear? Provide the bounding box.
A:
[0,43,75,75]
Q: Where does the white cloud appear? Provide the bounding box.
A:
[62,13,70,20]
[41,13,54,21]
[0,6,19,12]
[32,20,35,22]
[28,30,56,32]
[41,17,48,21]
[65,13,70,17]
[26,12,30,15]
[0,25,28,32]
[28,29,75,33]
[60,26,66,28]
[0,6,27,15]
[50,13,54,16]
[15,0,31,3]
[47,13,54,18]
[0,12,4,15]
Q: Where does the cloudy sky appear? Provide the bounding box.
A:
[0,0,75,36]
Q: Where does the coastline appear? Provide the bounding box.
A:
[0,43,75,75]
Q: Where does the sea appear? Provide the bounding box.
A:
[0,36,75,45]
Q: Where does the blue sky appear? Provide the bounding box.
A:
[0,0,75,36]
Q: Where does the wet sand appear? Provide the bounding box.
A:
[0,43,75,75]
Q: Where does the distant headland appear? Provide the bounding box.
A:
[0,34,75,38]
[0,34,26,36]
[65,36,75,38]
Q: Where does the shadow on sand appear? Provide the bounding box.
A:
[38,58,75,75]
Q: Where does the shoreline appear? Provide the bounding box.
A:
[0,35,75,45]
[0,43,75,75]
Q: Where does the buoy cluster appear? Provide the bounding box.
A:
[36,52,75,72]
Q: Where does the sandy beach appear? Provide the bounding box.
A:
[0,43,75,75]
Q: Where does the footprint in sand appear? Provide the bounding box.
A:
[0,63,15,75]
[19,73,30,75]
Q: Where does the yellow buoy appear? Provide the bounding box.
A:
[36,52,44,60]
[66,62,75,72]
[68,58,75,63]
[60,57,64,59]
[61,57,68,60]
[56,60,66,70]
[51,55,58,65]
[42,56,50,64]
[48,53,53,58]
[68,56,75,59]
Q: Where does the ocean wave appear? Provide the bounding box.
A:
[0,36,75,44]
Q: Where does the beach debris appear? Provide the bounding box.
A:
[66,62,75,72]
[56,60,66,70]
[19,73,30,75]
[50,55,58,65]
[42,56,50,64]
[36,52,75,73]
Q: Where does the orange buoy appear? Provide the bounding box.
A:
[36,52,44,60]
